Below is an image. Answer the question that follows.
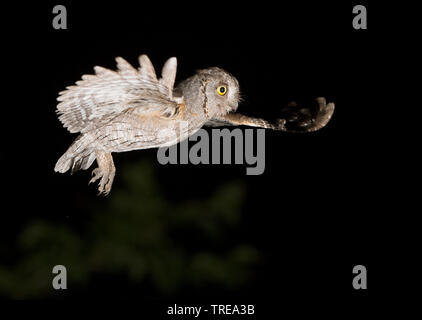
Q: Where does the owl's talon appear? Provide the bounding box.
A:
[87,151,115,196]
[92,170,112,195]
[275,119,286,130]
[89,168,102,185]
[97,174,113,196]
[277,97,334,132]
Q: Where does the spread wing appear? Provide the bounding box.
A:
[56,55,182,133]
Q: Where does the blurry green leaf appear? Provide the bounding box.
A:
[0,159,259,299]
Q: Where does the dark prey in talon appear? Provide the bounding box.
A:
[54,55,335,195]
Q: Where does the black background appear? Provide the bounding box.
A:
[0,0,417,316]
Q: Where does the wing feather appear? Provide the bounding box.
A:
[138,54,157,81]
[57,55,180,133]
[160,57,177,99]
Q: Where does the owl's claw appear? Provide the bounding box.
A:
[274,119,287,131]
[88,151,116,196]
[89,168,102,184]
[276,97,335,132]
[91,167,114,196]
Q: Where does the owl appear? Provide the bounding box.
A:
[55,55,334,195]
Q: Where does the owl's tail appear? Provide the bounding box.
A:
[54,134,96,174]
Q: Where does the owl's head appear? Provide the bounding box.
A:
[196,67,240,117]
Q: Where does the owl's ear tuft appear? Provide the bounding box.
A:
[160,57,177,98]
[138,54,158,81]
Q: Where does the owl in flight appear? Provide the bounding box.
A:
[55,55,334,195]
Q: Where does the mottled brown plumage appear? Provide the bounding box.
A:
[55,54,334,195]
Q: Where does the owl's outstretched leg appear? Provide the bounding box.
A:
[211,97,334,132]
[89,151,115,196]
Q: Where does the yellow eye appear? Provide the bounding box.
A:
[217,86,227,96]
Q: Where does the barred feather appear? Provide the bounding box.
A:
[56,55,179,134]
